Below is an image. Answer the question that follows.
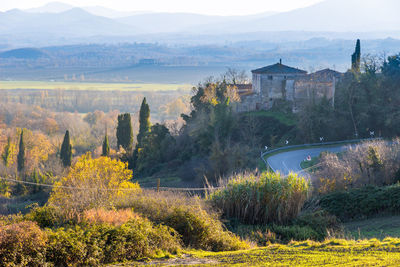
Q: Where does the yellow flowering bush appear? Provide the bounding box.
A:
[49,153,140,214]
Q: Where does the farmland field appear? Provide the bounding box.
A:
[0,80,193,92]
[130,238,400,266]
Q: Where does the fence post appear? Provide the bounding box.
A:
[157,178,160,193]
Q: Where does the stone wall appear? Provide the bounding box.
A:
[237,69,340,113]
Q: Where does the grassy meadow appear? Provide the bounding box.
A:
[187,238,400,266]
[0,80,192,92]
[344,216,400,240]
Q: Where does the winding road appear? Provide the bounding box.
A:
[266,145,350,177]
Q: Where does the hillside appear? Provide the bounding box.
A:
[0,8,137,37]
[0,48,48,59]
[1,0,399,46]
[193,0,400,33]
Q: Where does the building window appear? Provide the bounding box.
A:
[268,76,273,80]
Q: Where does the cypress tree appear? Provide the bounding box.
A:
[102,133,110,157]
[2,136,13,167]
[17,130,25,172]
[116,113,133,151]
[60,130,72,167]
[351,39,361,72]
[131,98,151,170]
[137,97,151,146]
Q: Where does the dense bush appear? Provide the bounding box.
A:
[318,184,400,221]
[48,153,141,216]
[0,215,181,266]
[26,204,63,228]
[315,139,400,193]
[209,172,310,225]
[0,221,47,266]
[46,217,180,266]
[117,191,249,251]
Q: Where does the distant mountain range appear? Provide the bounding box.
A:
[0,0,399,47]
[25,2,149,18]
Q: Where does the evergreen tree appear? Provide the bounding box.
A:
[351,39,361,72]
[2,136,14,167]
[60,130,72,167]
[137,97,151,146]
[102,133,110,157]
[116,113,133,151]
[131,98,151,170]
[17,130,25,172]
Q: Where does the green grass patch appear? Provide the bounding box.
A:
[0,80,192,92]
[244,110,296,126]
[344,216,400,240]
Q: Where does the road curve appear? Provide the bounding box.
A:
[266,145,349,177]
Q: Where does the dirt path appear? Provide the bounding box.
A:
[109,254,218,266]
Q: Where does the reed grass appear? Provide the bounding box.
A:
[209,172,311,225]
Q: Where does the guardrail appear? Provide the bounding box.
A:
[260,137,383,170]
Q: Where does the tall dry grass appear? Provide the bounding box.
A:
[209,172,311,225]
[315,139,400,193]
[83,208,140,226]
[116,190,249,251]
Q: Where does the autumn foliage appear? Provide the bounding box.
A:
[49,153,140,214]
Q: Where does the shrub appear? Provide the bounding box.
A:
[46,226,92,266]
[318,184,400,221]
[315,139,400,193]
[209,171,310,225]
[102,218,181,263]
[117,191,249,251]
[48,153,140,216]
[293,210,340,240]
[0,213,25,227]
[26,204,63,228]
[46,216,181,266]
[0,221,47,266]
[270,224,319,242]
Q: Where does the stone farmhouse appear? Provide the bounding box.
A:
[233,60,342,112]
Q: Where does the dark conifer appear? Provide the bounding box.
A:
[137,97,151,146]
[60,130,72,167]
[116,113,133,151]
[351,39,361,72]
[17,130,25,172]
[102,133,110,157]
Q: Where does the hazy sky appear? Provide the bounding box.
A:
[0,0,324,15]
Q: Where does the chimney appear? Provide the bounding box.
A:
[279,59,282,65]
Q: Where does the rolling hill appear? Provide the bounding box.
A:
[1,0,399,47]
[0,8,137,37]
[200,0,400,33]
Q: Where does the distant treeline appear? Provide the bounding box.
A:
[0,89,189,121]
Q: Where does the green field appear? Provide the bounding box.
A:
[344,216,400,240]
[129,238,400,266]
[0,80,193,92]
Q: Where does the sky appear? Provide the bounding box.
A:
[0,0,325,15]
